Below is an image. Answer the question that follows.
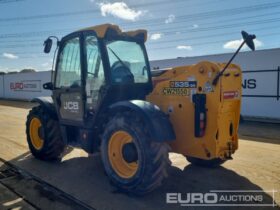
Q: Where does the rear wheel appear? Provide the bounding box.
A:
[101,111,170,195]
[26,106,65,160]
[186,156,226,167]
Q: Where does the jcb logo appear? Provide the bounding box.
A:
[64,101,79,110]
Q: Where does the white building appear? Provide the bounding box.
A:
[0,71,51,100]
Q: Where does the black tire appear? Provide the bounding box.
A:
[186,156,226,167]
[26,105,65,160]
[101,111,170,195]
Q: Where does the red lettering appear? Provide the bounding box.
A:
[10,82,23,90]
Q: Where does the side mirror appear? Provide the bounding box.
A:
[242,31,256,51]
[44,38,53,54]
[43,82,54,90]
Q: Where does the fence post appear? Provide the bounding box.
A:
[2,74,5,99]
[277,66,280,101]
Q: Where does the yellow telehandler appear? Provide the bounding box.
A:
[25,24,256,194]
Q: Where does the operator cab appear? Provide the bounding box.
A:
[44,24,152,126]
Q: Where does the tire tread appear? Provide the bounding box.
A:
[26,105,65,160]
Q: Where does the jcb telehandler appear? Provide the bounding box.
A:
[26,24,256,194]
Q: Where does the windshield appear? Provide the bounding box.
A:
[106,40,149,84]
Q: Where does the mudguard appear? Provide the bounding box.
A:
[31,97,57,118]
[109,100,175,142]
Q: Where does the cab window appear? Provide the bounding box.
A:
[106,40,149,84]
[85,35,105,110]
[55,37,81,88]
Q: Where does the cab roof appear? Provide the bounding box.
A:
[78,23,147,42]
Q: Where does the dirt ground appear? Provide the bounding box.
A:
[0,99,279,210]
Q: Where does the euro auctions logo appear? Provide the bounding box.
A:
[167,192,218,206]
[10,80,41,92]
[10,82,24,90]
[166,190,278,207]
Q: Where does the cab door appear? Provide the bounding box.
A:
[53,33,85,124]
[83,33,106,117]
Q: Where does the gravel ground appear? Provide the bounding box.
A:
[0,100,279,210]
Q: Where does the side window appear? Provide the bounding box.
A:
[55,37,81,88]
[85,35,105,110]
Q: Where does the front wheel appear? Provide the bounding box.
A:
[101,111,170,195]
[26,106,65,160]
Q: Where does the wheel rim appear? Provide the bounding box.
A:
[108,131,138,179]
[29,117,44,150]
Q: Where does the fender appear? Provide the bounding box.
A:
[108,100,175,142]
[31,97,57,118]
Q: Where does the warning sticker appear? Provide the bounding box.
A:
[203,81,214,93]
[223,91,239,99]
[163,88,189,96]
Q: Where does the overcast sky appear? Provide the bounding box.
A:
[0,0,279,72]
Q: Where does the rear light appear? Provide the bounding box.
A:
[199,113,206,136]
[193,94,207,137]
